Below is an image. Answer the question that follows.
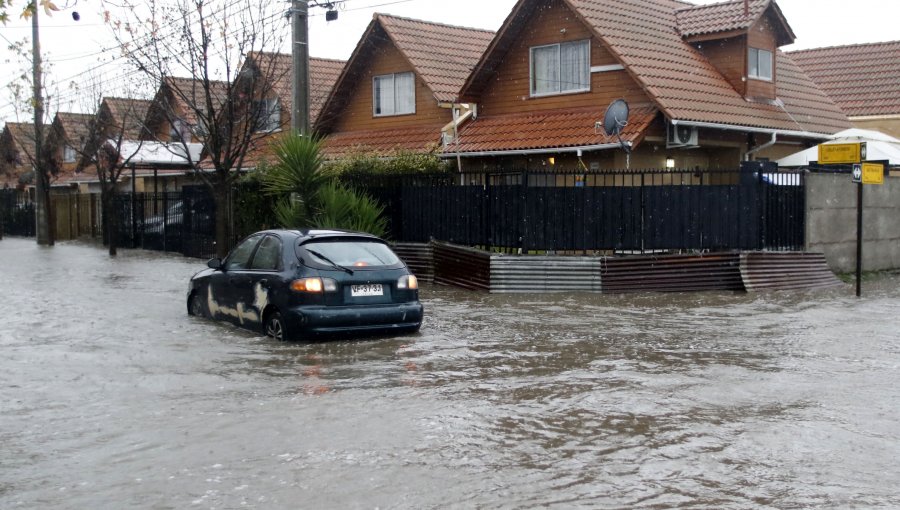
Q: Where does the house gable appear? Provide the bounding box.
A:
[475,0,650,117]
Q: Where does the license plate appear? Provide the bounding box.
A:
[351,284,383,297]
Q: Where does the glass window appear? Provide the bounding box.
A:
[253,98,281,132]
[225,234,263,271]
[63,145,77,163]
[748,47,773,81]
[250,235,282,271]
[373,72,415,116]
[302,240,402,268]
[531,40,590,96]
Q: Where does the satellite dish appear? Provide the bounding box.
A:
[602,99,632,154]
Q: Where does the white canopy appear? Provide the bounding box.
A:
[776,129,900,167]
[112,140,204,166]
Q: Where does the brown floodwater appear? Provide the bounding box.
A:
[1,237,899,509]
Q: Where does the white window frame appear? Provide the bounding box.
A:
[530,39,591,97]
[253,98,282,133]
[63,145,77,163]
[373,72,416,117]
[748,47,774,82]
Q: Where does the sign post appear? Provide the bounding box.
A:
[852,161,886,297]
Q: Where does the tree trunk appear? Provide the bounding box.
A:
[213,185,231,259]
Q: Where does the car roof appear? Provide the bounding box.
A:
[256,229,384,244]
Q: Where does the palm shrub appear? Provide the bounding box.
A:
[260,133,388,238]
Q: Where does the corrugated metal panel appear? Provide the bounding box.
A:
[740,252,845,291]
[433,242,491,291]
[490,255,603,293]
[601,253,744,293]
[393,242,434,283]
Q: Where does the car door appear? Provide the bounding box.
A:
[245,234,284,324]
[208,234,263,325]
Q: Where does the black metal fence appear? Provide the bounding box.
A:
[354,162,806,253]
[0,189,36,237]
[113,186,216,258]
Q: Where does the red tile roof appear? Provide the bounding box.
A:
[377,14,496,103]
[463,0,848,137]
[246,52,345,126]
[449,105,658,154]
[317,14,494,132]
[54,112,94,148]
[676,0,792,41]
[102,97,153,139]
[321,125,444,159]
[788,41,900,118]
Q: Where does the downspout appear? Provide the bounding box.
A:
[745,132,777,161]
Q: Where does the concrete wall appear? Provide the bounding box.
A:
[807,173,900,273]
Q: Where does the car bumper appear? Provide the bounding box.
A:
[286,302,424,336]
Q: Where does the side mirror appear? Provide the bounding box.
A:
[207,258,223,270]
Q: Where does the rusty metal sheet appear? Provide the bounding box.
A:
[740,252,845,291]
[393,242,434,283]
[433,242,491,291]
[601,253,744,293]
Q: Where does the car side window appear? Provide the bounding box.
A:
[224,234,262,271]
[250,235,282,271]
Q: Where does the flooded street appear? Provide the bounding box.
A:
[1,237,899,509]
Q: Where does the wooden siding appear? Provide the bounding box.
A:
[747,14,778,100]
[694,36,747,97]
[333,28,451,133]
[477,0,649,117]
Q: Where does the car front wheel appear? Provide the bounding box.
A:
[188,292,204,317]
[264,310,288,341]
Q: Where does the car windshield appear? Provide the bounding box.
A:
[301,240,401,268]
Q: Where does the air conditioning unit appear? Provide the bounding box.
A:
[667,124,699,148]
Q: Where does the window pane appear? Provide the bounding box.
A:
[226,234,262,271]
[374,75,395,115]
[304,241,401,268]
[532,45,560,95]
[394,72,415,114]
[250,235,282,271]
[759,49,773,80]
[748,48,760,77]
[560,40,590,91]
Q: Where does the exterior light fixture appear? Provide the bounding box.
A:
[666,157,676,169]
[326,9,338,21]
[548,157,556,166]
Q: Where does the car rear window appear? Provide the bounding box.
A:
[301,240,402,268]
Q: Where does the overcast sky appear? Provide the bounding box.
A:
[2,0,898,123]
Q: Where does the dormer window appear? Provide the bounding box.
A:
[373,72,415,116]
[748,47,773,81]
[530,39,590,97]
[63,145,77,163]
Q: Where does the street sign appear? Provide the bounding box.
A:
[852,164,862,183]
[862,162,884,185]
[820,142,867,164]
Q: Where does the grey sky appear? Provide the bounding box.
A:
[2,0,898,123]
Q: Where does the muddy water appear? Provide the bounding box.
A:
[1,237,899,509]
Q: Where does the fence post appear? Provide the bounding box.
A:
[520,171,528,254]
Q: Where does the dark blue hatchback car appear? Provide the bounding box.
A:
[187,229,423,341]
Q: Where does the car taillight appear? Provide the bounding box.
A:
[397,274,418,290]
[291,277,338,293]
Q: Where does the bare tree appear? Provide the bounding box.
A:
[104,0,290,257]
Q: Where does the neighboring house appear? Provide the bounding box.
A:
[451,0,850,171]
[789,41,900,140]
[143,76,231,147]
[0,122,37,190]
[235,52,345,167]
[44,112,93,190]
[316,14,495,158]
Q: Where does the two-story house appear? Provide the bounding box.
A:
[450,0,850,171]
[44,112,93,191]
[0,122,38,190]
[789,41,900,140]
[316,14,495,158]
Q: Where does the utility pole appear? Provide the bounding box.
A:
[32,2,51,245]
[291,0,310,135]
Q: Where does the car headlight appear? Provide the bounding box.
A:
[397,274,418,290]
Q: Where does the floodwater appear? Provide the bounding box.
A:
[1,237,899,509]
